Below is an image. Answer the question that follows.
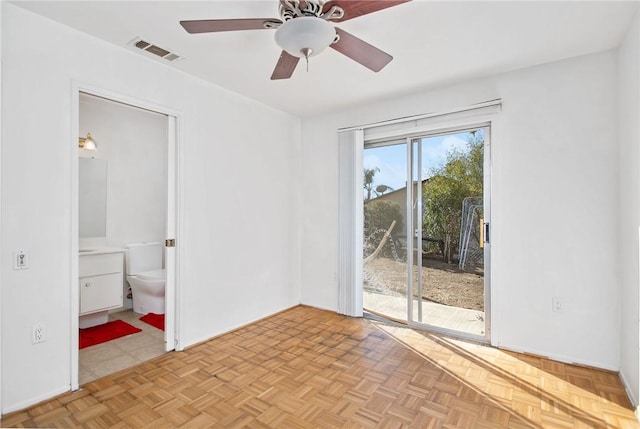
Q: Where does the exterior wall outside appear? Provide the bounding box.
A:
[366,182,422,237]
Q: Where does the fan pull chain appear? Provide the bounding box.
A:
[301,47,312,72]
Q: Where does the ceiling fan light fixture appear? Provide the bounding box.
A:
[274,16,335,58]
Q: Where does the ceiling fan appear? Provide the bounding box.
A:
[180,0,410,80]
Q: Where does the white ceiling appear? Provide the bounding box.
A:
[11,0,639,117]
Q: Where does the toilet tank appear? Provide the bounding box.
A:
[125,242,163,275]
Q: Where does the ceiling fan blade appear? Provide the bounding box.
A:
[180,18,281,34]
[323,0,410,22]
[271,51,300,80]
[331,28,392,72]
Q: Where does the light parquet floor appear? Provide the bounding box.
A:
[2,306,638,428]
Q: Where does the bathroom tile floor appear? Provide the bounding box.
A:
[79,309,166,385]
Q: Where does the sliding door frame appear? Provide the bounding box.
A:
[339,101,501,344]
[359,104,500,343]
[402,125,492,343]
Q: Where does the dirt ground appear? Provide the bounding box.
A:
[363,256,484,311]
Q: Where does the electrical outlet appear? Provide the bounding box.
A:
[13,250,29,270]
[32,324,46,344]
[552,297,563,313]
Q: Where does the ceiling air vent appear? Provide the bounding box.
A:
[128,37,182,62]
[134,40,150,49]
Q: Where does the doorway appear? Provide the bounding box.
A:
[363,127,490,341]
[71,88,180,388]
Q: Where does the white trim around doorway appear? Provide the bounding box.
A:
[69,82,185,390]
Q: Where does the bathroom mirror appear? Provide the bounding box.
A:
[79,158,107,238]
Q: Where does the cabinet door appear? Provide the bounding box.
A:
[80,273,123,314]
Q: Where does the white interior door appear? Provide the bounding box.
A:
[164,116,177,352]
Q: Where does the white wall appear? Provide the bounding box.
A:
[80,94,169,310]
[0,0,4,414]
[1,4,301,412]
[301,51,621,370]
[618,9,640,408]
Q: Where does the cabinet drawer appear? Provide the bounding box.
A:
[79,252,123,277]
[80,273,123,314]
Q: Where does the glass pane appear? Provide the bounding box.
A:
[411,129,485,335]
[362,143,409,321]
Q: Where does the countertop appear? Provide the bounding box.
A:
[79,247,125,256]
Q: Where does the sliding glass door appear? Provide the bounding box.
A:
[362,142,409,322]
[363,127,490,340]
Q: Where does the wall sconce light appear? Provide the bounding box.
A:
[78,133,97,151]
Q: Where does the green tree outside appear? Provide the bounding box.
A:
[363,167,404,258]
[422,131,484,263]
[364,199,404,258]
[364,167,379,201]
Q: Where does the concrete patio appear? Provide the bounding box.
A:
[364,291,485,336]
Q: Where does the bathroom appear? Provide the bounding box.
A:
[78,92,170,384]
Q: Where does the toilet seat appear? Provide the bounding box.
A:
[136,269,166,281]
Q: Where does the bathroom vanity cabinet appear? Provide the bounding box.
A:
[79,249,124,328]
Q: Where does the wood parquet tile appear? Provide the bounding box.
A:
[2,305,638,428]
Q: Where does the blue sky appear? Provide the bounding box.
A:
[364,131,475,193]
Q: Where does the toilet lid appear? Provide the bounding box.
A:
[137,269,166,281]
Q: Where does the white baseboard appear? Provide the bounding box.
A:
[495,342,618,372]
[2,385,70,416]
[619,370,639,413]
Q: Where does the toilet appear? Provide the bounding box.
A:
[125,242,165,315]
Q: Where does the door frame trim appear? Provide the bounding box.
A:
[70,82,184,390]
